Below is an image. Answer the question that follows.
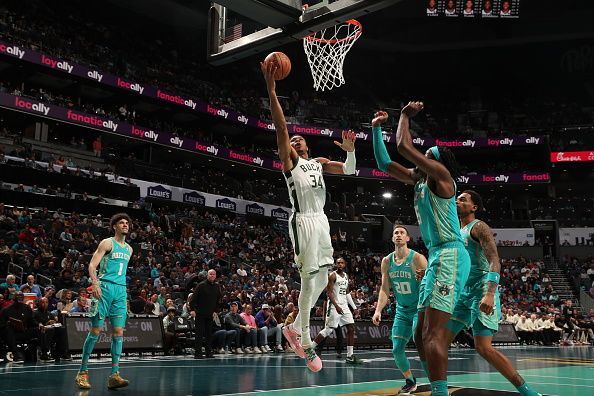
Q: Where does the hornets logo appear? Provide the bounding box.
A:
[436,280,454,296]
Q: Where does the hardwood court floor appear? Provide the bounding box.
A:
[0,346,592,395]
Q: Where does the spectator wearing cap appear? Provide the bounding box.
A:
[224,301,250,354]
[44,286,59,312]
[0,291,36,363]
[255,304,283,352]
[20,274,42,298]
[162,306,180,355]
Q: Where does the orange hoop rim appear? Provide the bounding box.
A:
[304,19,362,44]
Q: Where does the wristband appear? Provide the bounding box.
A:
[486,272,500,284]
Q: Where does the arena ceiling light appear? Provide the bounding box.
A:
[382,192,392,199]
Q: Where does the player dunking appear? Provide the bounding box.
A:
[261,61,357,372]
[311,257,361,364]
[75,213,132,390]
[373,225,427,395]
[371,103,470,396]
[444,191,541,396]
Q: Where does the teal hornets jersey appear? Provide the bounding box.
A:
[461,219,490,285]
[413,180,463,249]
[388,250,419,308]
[98,238,131,286]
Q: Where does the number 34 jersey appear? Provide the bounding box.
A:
[98,237,131,286]
[388,249,420,309]
[284,157,326,214]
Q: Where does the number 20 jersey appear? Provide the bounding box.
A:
[284,157,326,214]
[388,249,420,309]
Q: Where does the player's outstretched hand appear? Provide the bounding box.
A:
[371,111,388,127]
[372,311,381,326]
[401,101,424,117]
[260,61,277,92]
[333,130,356,152]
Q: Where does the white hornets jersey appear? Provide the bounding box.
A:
[333,271,349,306]
[284,157,326,214]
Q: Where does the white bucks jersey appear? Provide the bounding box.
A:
[333,272,349,306]
[284,157,326,214]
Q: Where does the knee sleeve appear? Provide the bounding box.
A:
[391,337,410,373]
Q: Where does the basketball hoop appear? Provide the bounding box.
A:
[303,19,362,91]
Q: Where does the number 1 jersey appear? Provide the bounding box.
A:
[98,238,131,286]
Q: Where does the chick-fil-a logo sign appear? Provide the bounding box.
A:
[551,151,594,162]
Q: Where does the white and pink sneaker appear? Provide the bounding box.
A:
[282,325,305,358]
[304,347,322,372]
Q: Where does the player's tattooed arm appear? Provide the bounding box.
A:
[473,221,500,295]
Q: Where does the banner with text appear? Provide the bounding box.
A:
[0,93,549,184]
[491,228,535,246]
[551,151,594,162]
[132,178,291,220]
[559,227,594,245]
[64,315,164,351]
[0,40,544,146]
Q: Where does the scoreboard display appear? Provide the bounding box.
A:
[426,0,520,18]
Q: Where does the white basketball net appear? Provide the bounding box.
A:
[303,19,362,91]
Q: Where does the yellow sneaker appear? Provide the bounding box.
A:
[107,372,129,390]
[75,371,91,389]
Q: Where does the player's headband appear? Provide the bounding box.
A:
[429,146,441,160]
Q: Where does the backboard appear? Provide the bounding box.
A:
[207,0,402,65]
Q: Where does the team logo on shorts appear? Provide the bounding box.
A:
[436,280,454,296]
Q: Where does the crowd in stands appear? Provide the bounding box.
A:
[563,256,594,298]
[497,256,594,346]
[1,1,593,139]
[1,198,593,361]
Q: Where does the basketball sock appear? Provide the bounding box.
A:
[420,360,430,379]
[347,346,354,357]
[297,274,315,347]
[516,382,539,396]
[430,380,448,396]
[110,336,123,375]
[80,333,99,372]
[311,341,318,349]
[392,338,410,373]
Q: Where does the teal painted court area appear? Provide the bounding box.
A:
[0,347,592,395]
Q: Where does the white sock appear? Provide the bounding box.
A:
[347,346,354,357]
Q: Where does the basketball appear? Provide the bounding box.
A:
[264,51,291,80]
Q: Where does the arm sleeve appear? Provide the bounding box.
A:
[372,126,392,172]
[342,150,356,175]
[346,293,357,311]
